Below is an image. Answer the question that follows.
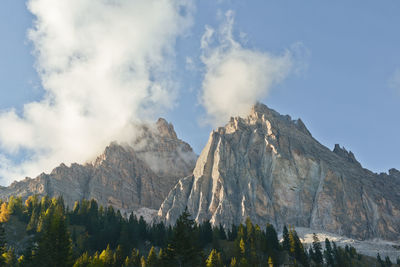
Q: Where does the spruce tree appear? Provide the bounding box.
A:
[230,257,237,267]
[35,202,73,267]
[146,246,158,267]
[385,256,392,267]
[206,249,223,267]
[114,245,125,267]
[377,253,384,267]
[99,244,113,266]
[312,233,323,267]
[324,238,334,267]
[167,208,201,266]
[282,225,290,252]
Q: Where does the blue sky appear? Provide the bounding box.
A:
[0,0,399,184]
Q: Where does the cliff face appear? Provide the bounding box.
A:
[0,118,197,212]
[159,103,400,240]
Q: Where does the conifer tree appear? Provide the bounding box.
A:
[0,223,6,257]
[3,248,17,266]
[165,208,201,266]
[114,245,125,267]
[146,246,158,267]
[282,225,290,252]
[0,203,9,223]
[230,257,237,267]
[385,256,392,267]
[73,252,90,267]
[377,253,384,267]
[218,224,226,240]
[324,238,334,267]
[265,223,279,264]
[99,244,114,266]
[239,238,246,257]
[206,249,223,267]
[140,256,146,267]
[35,201,73,267]
[312,233,323,266]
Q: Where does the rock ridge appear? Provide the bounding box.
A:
[159,103,400,241]
[0,119,197,213]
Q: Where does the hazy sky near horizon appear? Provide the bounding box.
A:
[0,0,399,184]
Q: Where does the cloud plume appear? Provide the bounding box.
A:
[0,0,193,184]
[200,10,294,126]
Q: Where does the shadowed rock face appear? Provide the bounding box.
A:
[159,103,400,240]
[0,118,197,212]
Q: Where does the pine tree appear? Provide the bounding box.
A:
[165,208,201,266]
[206,249,223,267]
[230,257,237,267]
[239,238,246,257]
[265,223,279,264]
[312,233,323,267]
[0,203,9,223]
[324,238,334,267]
[3,248,17,266]
[124,248,140,267]
[140,256,146,267]
[35,202,73,267]
[73,252,90,267]
[99,244,114,266]
[146,246,158,267]
[377,253,384,267]
[385,256,392,267]
[0,222,6,257]
[282,225,290,251]
[114,245,125,267]
[218,224,226,240]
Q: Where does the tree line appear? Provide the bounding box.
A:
[0,195,396,266]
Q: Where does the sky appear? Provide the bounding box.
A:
[0,0,399,185]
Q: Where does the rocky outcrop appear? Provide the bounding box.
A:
[0,119,197,212]
[159,103,400,240]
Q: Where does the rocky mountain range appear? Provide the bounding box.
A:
[0,103,399,242]
[0,118,197,212]
[158,103,400,241]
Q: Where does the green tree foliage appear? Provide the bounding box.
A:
[160,207,201,267]
[146,246,157,267]
[205,249,223,267]
[311,233,323,266]
[324,238,334,267]
[34,199,73,267]
[0,222,6,265]
[282,225,290,252]
[0,195,372,267]
[385,256,392,267]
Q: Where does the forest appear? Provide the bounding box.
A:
[0,195,395,267]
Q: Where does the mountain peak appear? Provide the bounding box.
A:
[156,118,177,139]
[159,102,400,241]
[333,144,361,167]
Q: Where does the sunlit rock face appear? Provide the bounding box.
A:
[0,118,197,212]
[159,103,400,240]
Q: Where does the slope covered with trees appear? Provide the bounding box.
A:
[0,195,395,266]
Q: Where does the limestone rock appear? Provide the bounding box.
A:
[158,103,400,240]
[0,119,197,212]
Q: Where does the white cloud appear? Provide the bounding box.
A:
[199,10,295,126]
[389,68,400,93]
[0,0,193,184]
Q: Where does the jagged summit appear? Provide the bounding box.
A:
[333,144,361,167]
[156,118,178,139]
[0,118,197,212]
[159,102,400,240]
